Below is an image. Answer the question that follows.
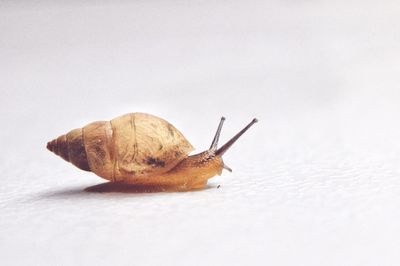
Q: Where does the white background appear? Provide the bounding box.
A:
[1,1,400,265]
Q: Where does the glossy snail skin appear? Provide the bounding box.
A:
[47,113,257,190]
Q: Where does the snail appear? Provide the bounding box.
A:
[47,113,257,190]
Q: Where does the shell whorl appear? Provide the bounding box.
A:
[46,129,91,172]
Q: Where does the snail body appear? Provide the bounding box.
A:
[47,113,257,190]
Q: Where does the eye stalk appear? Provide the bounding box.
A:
[215,118,258,156]
[209,117,226,151]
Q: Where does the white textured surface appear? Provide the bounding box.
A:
[1,1,400,265]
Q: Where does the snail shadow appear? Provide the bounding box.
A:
[39,182,214,200]
[84,182,213,193]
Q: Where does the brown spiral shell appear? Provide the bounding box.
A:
[47,113,194,182]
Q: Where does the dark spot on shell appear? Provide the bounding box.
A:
[175,151,181,157]
[144,157,165,167]
[94,145,106,159]
[158,144,163,150]
[67,132,90,171]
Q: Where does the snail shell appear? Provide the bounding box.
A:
[47,113,194,182]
